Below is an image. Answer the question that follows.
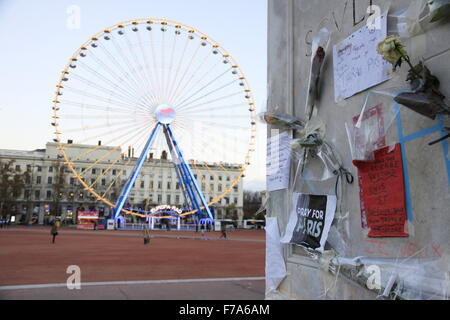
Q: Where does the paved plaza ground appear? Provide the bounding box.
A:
[0,227,265,300]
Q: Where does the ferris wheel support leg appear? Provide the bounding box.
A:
[113,123,162,221]
[165,124,214,221]
[162,126,195,213]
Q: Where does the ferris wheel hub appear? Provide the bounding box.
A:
[154,104,176,124]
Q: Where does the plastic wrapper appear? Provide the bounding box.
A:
[345,89,401,161]
[265,217,287,294]
[389,0,450,39]
[429,0,450,23]
[259,109,306,131]
[305,28,331,119]
[291,117,333,182]
[388,0,428,38]
[305,246,450,300]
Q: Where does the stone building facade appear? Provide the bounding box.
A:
[0,142,244,225]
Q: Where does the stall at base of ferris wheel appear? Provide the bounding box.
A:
[113,105,214,228]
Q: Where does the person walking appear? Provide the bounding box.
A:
[50,223,58,244]
[143,225,151,245]
[219,222,227,240]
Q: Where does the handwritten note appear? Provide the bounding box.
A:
[353,144,409,238]
[267,131,292,192]
[333,14,391,102]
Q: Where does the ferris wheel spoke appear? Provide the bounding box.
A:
[67,73,146,109]
[166,36,191,104]
[63,85,150,114]
[75,59,141,103]
[148,27,164,103]
[167,42,202,105]
[97,42,148,100]
[182,117,249,131]
[177,102,248,115]
[173,122,249,162]
[74,118,152,147]
[135,31,161,105]
[68,120,151,162]
[110,36,150,98]
[173,66,233,109]
[78,122,152,177]
[59,99,145,115]
[175,91,245,113]
[172,59,223,108]
[70,117,151,144]
[64,118,144,134]
[163,32,179,103]
[169,50,212,106]
[85,46,147,102]
[175,79,239,111]
[123,32,160,107]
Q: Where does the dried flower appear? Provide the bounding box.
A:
[377,35,409,70]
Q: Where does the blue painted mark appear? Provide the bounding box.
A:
[437,116,450,187]
[394,104,450,221]
[394,104,413,221]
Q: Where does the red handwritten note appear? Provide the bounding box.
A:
[353,144,409,238]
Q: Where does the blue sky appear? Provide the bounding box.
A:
[0,0,267,190]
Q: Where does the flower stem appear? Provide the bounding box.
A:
[395,47,422,79]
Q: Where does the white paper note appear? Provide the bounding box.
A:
[266,131,292,192]
[333,14,391,102]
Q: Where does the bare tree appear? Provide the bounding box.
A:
[0,160,28,218]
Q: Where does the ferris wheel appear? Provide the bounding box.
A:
[51,19,257,223]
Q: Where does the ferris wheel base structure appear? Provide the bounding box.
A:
[113,106,214,225]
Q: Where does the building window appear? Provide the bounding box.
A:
[70,178,75,186]
[36,176,41,184]
[219,176,223,181]
[167,182,171,190]
[157,194,162,203]
[15,165,21,171]
[92,168,97,175]
[167,195,171,204]
[227,176,230,181]
[176,195,180,204]
[141,181,145,189]
[234,198,238,205]
[37,166,42,172]
[24,190,31,199]
[210,184,214,191]
[150,181,154,189]
[233,185,238,192]
[218,184,222,192]
[202,183,206,191]
[176,182,180,190]
[46,190,52,200]
[34,190,40,200]
[158,181,162,189]
[210,176,214,181]
[48,177,53,185]
[27,165,31,172]
[112,170,117,176]
[48,166,53,173]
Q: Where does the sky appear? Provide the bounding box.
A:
[0,0,268,191]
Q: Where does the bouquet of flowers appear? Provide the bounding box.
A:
[377,35,450,120]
